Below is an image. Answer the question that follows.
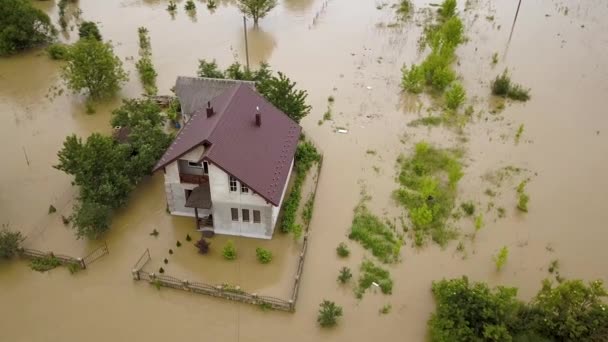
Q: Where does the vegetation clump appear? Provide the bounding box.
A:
[47,44,70,60]
[494,246,508,271]
[337,267,352,283]
[397,0,412,18]
[379,304,392,315]
[429,276,608,341]
[0,228,24,259]
[30,255,62,272]
[317,300,343,327]
[394,142,463,247]
[516,180,529,212]
[356,260,393,298]
[491,70,531,101]
[78,21,102,41]
[301,195,314,226]
[222,240,237,260]
[255,247,272,264]
[61,38,128,100]
[349,202,401,263]
[136,27,157,95]
[184,0,196,11]
[336,242,350,257]
[444,82,466,110]
[0,0,57,56]
[237,0,277,25]
[195,238,210,254]
[460,201,475,216]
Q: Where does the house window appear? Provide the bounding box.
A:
[188,161,209,175]
[231,208,239,221]
[253,210,261,223]
[242,209,250,222]
[185,189,192,199]
[229,176,237,192]
[241,183,249,193]
[203,161,209,175]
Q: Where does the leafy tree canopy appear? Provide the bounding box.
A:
[0,0,56,56]
[237,0,277,25]
[0,228,24,259]
[78,21,102,41]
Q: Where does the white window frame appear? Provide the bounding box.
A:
[242,209,250,222]
[229,176,237,192]
[253,210,261,223]
[231,208,239,221]
[241,183,249,194]
[188,161,203,168]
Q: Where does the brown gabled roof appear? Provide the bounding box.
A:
[154,83,301,206]
[174,76,256,117]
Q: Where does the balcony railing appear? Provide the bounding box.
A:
[179,173,208,184]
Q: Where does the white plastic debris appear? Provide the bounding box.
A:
[366,86,373,90]
[337,129,348,134]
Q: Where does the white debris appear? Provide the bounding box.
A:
[366,86,373,90]
[337,129,348,134]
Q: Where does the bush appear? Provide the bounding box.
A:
[237,0,278,25]
[255,247,272,264]
[356,260,393,298]
[491,70,531,101]
[439,0,457,19]
[78,21,102,41]
[136,56,158,95]
[30,255,62,272]
[494,246,508,271]
[47,43,70,60]
[0,0,57,56]
[349,203,401,263]
[516,181,529,212]
[401,64,425,93]
[338,267,352,283]
[195,238,210,254]
[444,82,466,110]
[0,228,24,259]
[317,300,343,327]
[70,200,112,239]
[185,0,196,11]
[336,242,350,257]
[222,240,237,260]
[460,201,475,216]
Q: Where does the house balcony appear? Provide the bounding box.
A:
[179,173,208,184]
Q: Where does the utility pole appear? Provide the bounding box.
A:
[243,16,250,71]
[506,0,523,54]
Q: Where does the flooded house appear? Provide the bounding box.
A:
[153,78,301,239]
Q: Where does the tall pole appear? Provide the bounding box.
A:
[506,0,522,55]
[243,16,250,71]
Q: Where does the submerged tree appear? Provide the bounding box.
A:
[78,21,102,41]
[0,228,25,259]
[0,0,57,56]
[237,0,278,25]
[61,38,128,99]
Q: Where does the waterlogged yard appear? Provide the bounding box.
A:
[2,0,608,341]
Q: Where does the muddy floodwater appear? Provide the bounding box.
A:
[2,0,608,340]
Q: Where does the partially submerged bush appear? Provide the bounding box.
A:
[491,70,531,101]
[0,228,24,259]
[516,181,529,212]
[494,246,508,271]
[401,64,425,94]
[336,242,350,257]
[30,255,62,272]
[78,21,102,41]
[255,247,272,264]
[317,300,343,327]
[460,201,475,216]
[47,43,70,60]
[349,203,401,263]
[337,267,352,283]
[222,240,237,260]
[195,237,210,254]
[444,82,466,110]
[356,260,393,298]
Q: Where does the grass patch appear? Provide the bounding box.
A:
[136,27,157,95]
[280,139,321,235]
[336,242,350,257]
[30,255,62,272]
[516,180,529,212]
[356,260,393,298]
[515,124,524,144]
[408,115,443,127]
[394,142,463,247]
[494,246,508,271]
[349,202,402,263]
[397,0,412,18]
[460,201,475,216]
[491,70,531,101]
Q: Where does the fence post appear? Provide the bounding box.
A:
[289,299,294,311]
[78,257,86,269]
[132,269,140,280]
[182,279,189,291]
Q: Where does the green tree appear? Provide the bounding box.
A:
[70,200,112,239]
[444,82,466,110]
[0,0,57,56]
[61,38,128,99]
[237,0,278,25]
[0,228,24,259]
[257,72,311,123]
[317,300,343,327]
[78,21,102,41]
[110,98,165,129]
[197,59,224,78]
[529,279,608,341]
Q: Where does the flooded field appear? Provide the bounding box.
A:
[1,0,608,341]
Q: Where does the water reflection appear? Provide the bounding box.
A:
[283,0,315,14]
[237,26,277,66]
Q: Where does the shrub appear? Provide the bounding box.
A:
[237,0,278,25]
[163,258,168,264]
[0,0,57,56]
[67,262,81,274]
[349,203,401,263]
[338,267,352,283]
[474,214,484,232]
[397,0,412,17]
[30,255,62,272]
[47,43,70,60]
[301,196,314,225]
[255,247,272,264]
[444,82,466,110]
[491,70,531,101]
[379,304,392,314]
[460,201,475,216]
[136,56,158,95]
[176,241,181,247]
[222,240,237,260]
[494,246,508,271]
[159,267,164,273]
[184,0,196,11]
[327,95,335,103]
[439,0,457,19]
[336,242,350,257]
[167,1,177,11]
[317,300,343,327]
[78,21,102,41]
[70,200,112,239]
[516,181,529,212]
[401,64,425,93]
[323,108,332,121]
[195,238,210,254]
[356,260,393,298]
[185,234,192,242]
[0,228,24,259]
[48,205,57,214]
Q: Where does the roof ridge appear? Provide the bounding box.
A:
[203,83,242,144]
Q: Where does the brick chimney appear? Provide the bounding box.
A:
[255,106,261,126]
[206,101,214,117]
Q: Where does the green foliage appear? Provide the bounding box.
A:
[0,0,57,56]
[408,115,443,127]
[111,98,165,130]
[47,43,70,60]
[78,21,102,41]
[336,242,350,257]
[67,262,81,274]
[492,52,498,64]
[322,108,332,121]
[30,255,62,272]
[255,247,272,264]
[167,1,177,11]
[356,260,393,298]
[70,201,112,239]
[394,142,462,247]
[138,27,150,50]
[401,64,425,93]
[317,300,343,327]
[397,0,412,18]
[460,201,475,216]
[61,38,128,99]
[516,181,529,212]
[257,72,311,123]
[444,82,466,110]
[429,277,608,341]
[349,203,401,263]
[494,246,508,271]
[491,70,531,101]
[136,27,157,95]
[379,304,392,315]
[515,124,524,144]
[185,0,196,11]
[0,228,24,259]
[237,0,278,25]
[222,240,237,260]
[338,266,352,284]
[48,205,57,214]
[301,195,314,225]
[439,0,457,19]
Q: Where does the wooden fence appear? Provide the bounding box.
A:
[18,241,109,270]
[130,153,323,312]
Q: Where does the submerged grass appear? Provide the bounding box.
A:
[355,260,393,298]
[491,69,531,101]
[136,27,157,95]
[394,142,463,247]
[349,201,402,263]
